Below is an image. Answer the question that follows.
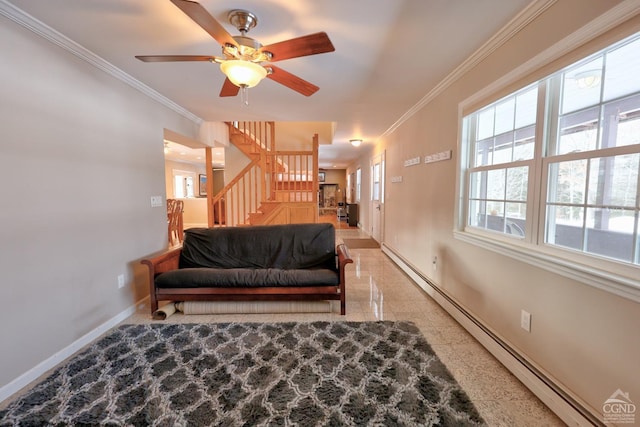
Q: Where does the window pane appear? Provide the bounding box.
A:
[603,37,640,101]
[617,108,640,147]
[487,169,505,199]
[506,201,526,219]
[546,204,584,250]
[474,138,494,167]
[469,171,485,199]
[469,199,486,228]
[585,207,634,262]
[587,154,639,207]
[507,167,528,201]
[185,176,194,198]
[515,87,538,128]
[548,160,587,204]
[506,202,526,236]
[602,94,640,148]
[477,108,495,140]
[174,175,185,198]
[561,57,603,114]
[468,166,527,238]
[557,106,599,154]
[514,125,535,161]
[373,162,381,201]
[486,202,505,232]
[493,133,513,164]
[495,98,515,134]
[472,86,538,167]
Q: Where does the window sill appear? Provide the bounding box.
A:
[453,229,640,303]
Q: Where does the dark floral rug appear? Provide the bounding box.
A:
[0,321,485,426]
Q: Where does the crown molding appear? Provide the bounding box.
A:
[381,0,556,139]
[380,0,640,139]
[0,0,203,124]
[461,0,640,113]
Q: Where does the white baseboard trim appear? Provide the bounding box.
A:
[381,243,603,427]
[0,298,146,404]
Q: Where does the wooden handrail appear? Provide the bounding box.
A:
[228,121,276,153]
[210,157,261,227]
[213,123,319,226]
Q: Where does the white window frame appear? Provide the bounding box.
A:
[455,31,640,303]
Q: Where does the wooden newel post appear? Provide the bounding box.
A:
[205,147,214,227]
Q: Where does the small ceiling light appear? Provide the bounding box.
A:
[573,69,601,89]
[350,139,362,147]
[164,141,170,154]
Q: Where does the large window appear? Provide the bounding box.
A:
[461,32,640,281]
[467,85,537,237]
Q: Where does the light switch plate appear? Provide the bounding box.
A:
[521,310,531,332]
[150,196,163,207]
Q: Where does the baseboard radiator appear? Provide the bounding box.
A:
[381,244,603,427]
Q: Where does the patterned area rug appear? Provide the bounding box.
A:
[0,321,485,426]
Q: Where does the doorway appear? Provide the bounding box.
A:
[370,151,385,243]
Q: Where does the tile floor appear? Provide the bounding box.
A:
[125,226,565,427]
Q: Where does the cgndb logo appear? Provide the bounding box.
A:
[603,389,636,424]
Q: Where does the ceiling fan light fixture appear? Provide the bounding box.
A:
[350,139,362,147]
[220,60,267,88]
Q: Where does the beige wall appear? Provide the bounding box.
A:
[321,169,347,192]
[0,16,199,390]
[276,121,334,149]
[354,0,640,419]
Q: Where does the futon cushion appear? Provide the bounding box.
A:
[179,223,337,271]
[155,268,340,288]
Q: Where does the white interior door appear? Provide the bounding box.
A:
[370,152,385,242]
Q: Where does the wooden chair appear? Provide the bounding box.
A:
[167,199,184,246]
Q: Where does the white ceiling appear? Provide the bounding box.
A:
[6,0,533,168]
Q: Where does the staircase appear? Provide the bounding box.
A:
[210,121,319,226]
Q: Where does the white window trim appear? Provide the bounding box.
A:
[454,8,640,304]
[453,229,640,303]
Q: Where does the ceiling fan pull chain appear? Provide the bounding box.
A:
[240,85,249,106]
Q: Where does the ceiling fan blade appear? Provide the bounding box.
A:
[170,0,237,48]
[135,55,215,62]
[260,32,335,62]
[266,65,319,96]
[220,78,240,97]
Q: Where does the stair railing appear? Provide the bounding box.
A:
[229,121,275,153]
[210,157,262,227]
[213,128,319,226]
[265,151,317,203]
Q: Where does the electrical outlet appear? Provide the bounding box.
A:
[118,274,125,289]
[521,310,531,332]
[432,256,438,271]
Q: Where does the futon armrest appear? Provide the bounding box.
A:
[141,247,182,314]
[141,247,182,276]
[336,243,353,281]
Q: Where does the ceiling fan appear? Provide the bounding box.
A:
[136,0,335,100]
